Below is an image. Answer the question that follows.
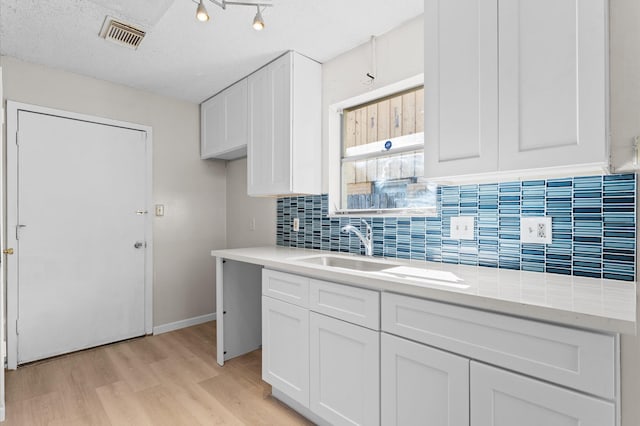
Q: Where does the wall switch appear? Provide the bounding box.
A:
[521,217,553,244]
[293,217,300,232]
[450,216,475,240]
[249,218,256,231]
[155,204,165,216]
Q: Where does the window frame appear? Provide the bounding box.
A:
[328,74,435,217]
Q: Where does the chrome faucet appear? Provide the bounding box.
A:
[341,219,373,256]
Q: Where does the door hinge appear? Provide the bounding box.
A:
[15,319,19,336]
[16,131,19,145]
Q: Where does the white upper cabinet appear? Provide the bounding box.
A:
[248,51,322,196]
[424,0,499,178]
[425,0,608,179]
[498,0,608,170]
[200,79,248,160]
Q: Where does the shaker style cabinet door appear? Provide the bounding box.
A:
[381,333,469,426]
[200,94,225,159]
[470,362,614,426]
[261,296,310,407]
[498,0,608,170]
[200,79,248,160]
[247,51,321,196]
[424,0,608,178]
[424,0,499,178]
[309,312,380,426]
[247,54,292,196]
[222,79,248,155]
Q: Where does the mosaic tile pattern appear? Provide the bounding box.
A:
[276,174,637,281]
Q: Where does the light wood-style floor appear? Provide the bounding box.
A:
[4,321,312,425]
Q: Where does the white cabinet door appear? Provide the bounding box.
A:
[262,296,310,407]
[223,79,248,155]
[248,54,292,196]
[247,62,272,195]
[200,94,225,159]
[247,51,321,196]
[200,79,248,160]
[498,0,608,170]
[381,333,469,426]
[310,312,379,426]
[269,54,293,195]
[424,0,608,179]
[424,0,499,178]
[471,362,615,426]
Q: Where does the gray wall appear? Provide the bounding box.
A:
[1,55,226,328]
[225,157,276,248]
[611,1,640,425]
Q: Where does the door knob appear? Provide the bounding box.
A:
[134,242,144,249]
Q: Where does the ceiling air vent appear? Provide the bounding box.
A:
[100,17,146,49]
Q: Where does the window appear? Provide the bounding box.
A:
[335,83,435,215]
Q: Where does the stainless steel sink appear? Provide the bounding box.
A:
[296,254,395,272]
[292,253,469,289]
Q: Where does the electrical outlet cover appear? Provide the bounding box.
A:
[450,216,475,240]
[520,217,553,244]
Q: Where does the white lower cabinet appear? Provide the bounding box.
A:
[261,270,617,426]
[309,312,380,426]
[381,333,469,426]
[261,296,309,407]
[470,362,615,426]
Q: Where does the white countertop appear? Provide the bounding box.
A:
[211,246,637,335]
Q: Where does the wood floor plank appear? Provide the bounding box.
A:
[5,392,66,426]
[95,381,155,426]
[150,354,219,388]
[104,343,160,392]
[169,382,245,425]
[3,321,310,425]
[199,372,312,426]
[136,384,202,426]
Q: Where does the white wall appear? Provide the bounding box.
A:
[0,55,226,327]
[610,1,640,425]
[226,158,276,248]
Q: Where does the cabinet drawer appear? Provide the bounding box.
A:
[382,293,615,399]
[262,269,309,308]
[471,362,614,426]
[309,280,380,330]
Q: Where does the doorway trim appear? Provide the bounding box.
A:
[5,101,154,369]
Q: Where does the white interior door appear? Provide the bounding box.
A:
[0,66,6,421]
[15,110,148,364]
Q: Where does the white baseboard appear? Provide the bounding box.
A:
[153,312,216,335]
[0,405,5,421]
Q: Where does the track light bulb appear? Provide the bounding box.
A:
[196,0,210,22]
[252,7,265,31]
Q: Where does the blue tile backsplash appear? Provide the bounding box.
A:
[276,174,637,282]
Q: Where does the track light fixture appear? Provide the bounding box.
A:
[196,0,210,22]
[252,6,265,31]
[193,0,273,30]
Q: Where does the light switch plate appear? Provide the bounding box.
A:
[450,216,475,240]
[155,204,165,216]
[293,217,300,232]
[521,217,553,244]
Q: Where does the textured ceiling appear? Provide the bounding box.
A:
[0,0,424,103]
